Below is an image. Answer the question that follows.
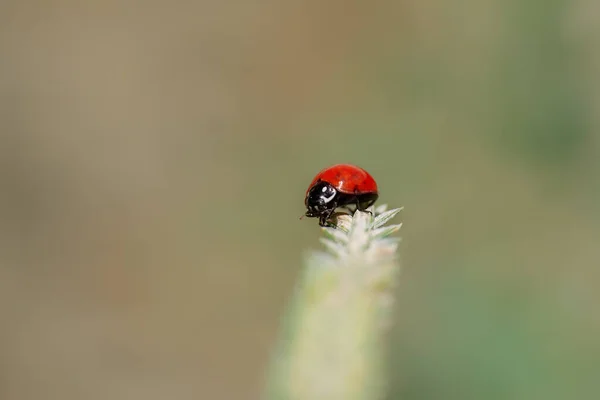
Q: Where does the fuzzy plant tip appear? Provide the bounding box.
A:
[264,204,403,400]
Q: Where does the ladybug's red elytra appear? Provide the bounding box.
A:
[304,164,379,227]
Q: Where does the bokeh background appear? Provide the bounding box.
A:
[1,1,599,399]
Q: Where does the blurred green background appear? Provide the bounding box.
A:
[1,1,599,399]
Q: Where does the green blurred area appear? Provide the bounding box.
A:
[1,1,599,399]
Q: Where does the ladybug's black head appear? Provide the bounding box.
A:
[304,181,337,218]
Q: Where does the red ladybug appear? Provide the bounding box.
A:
[304,164,379,227]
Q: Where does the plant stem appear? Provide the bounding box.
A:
[264,206,403,400]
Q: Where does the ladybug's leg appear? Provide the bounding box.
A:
[319,212,335,227]
[364,198,377,209]
[354,195,372,214]
[318,214,328,227]
[319,204,338,227]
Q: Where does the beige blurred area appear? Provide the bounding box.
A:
[1,1,600,399]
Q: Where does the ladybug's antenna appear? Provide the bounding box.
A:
[299,214,305,220]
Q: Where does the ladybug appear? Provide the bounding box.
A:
[304,164,379,227]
